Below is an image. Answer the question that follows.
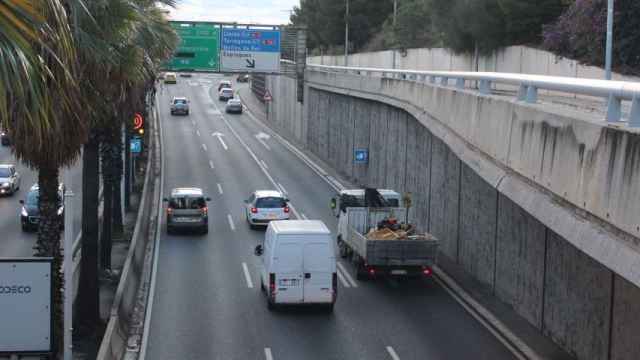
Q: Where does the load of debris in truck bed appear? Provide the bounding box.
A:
[364,215,436,241]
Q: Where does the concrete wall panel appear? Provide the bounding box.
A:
[610,275,640,360]
[543,231,612,360]
[404,121,431,231]
[459,163,498,288]
[495,194,546,328]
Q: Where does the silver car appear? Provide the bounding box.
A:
[0,164,20,196]
[164,188,211,234]
[244,190,290,229]
[225,98,243,114]
[170,96,190,116]
[218,88,234,101]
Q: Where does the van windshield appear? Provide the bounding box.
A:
[256,197,286,208]
[169,196,205,209]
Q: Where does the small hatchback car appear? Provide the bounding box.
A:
[244,190,290,229]
[164,188,211,234]
[170,96,190,116]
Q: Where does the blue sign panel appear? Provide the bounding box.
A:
[354,148,369,164]
[130,138,142,154]
[220,28,281,73]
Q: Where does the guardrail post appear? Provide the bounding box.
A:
[456,78,465,89]
[606,94,622,123]
[440,77,449,86]
[629,96,640,127]
[479,80,491,95]
[526,86,538,103]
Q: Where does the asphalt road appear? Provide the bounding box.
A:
[0,143,83,257]
[145,73,516,360]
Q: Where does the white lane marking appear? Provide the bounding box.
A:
[212,132,228,150]
[264,348,273,360]
[300,213,308,220]
[261,160,269,170]
[336,267,351,288]
[336,262,358,288]
[209,160,215,169]
[191,119,196,126]
[212,100,302,220]
[217,183,223,194]
[242,262,254,289]
[196,129,201,137]
[202,143,207,152]
[257,138,271,151]
[277,183,287,195]
[386,346,400,360]
[227,214,236,231]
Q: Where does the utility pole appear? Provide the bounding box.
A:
[344,0,349,67]
[392,0,398,69]
[605,0,614,80]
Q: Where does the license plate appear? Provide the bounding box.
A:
[267,214,277,219]
[391,270,407,275]
[175,217,198,223]
[278,278,300,287]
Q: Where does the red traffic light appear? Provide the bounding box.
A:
[133,113,144,130]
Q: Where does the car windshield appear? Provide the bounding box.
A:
[222,89,233,94]
[174,99,187,105]
[169,196,205,209]
[26,190,39,206]
[256,197,286,208]
[0,168,11,177]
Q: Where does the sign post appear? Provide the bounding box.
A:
[0,258,53,355]
[220,28,281,73]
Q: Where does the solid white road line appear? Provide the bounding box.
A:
[264,348,274,360]
[242,262,254,289]
[209,160,215,169]
[261,160,269,170]
[278,183,287,195]
[336,262,358,288]
[227,214,235,231]
[386,346,400,360]
[196,129,201,137]
[202,143,207,152]
[336,267,351,288]
[217,183,223,195]
[258,138,271,151]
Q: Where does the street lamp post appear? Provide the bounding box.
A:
[605,0,614,80]
[344,0,349,67]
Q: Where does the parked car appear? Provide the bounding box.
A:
[244,190,290,229]
[179,72,193,77]
[164,72,177,84]
[170,96,190,115]
[218,80,232,92]
[218,88,234,101]
[1,129,11,146]
[0,164,20,196]
[164,188,211,235]
[225,98,243,114]
[237,74,250,83]
[20,183,65,232]
[254,220,337,311]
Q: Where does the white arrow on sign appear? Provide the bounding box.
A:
[212,132,228,150]
[255,132,271,150]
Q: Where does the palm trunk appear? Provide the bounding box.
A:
[100,140,114,272]
[112,125,124,239]
[76,138,100,334]
[34,165,63,355]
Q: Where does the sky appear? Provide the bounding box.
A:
[165,0,300,25]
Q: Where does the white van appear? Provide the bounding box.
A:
[254,220,337,311]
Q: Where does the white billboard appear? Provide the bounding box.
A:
[220,28,280,73]
[0,259,52,353]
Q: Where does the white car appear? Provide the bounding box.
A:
[0,164,20,196]
[244,190,290,229]
[225,98,243,114]
[254,220,337,311]
[218,87,234,101]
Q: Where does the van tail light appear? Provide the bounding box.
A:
[201,206,208,215]
[251,207,258,214]
[422,266,432,276]
[269,273,276,299]
[167,207,173,215]
[283,206,290,213]
[368,266,376,276]
[332,272,338,302]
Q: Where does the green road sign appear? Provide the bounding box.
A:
[166,22,219,71]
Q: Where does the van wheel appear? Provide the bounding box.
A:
[267,298,275,311]
[167,226,175,235]
[325,303,335,313]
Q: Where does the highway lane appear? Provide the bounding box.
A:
[145,73,516,360]
[0,144,83,257]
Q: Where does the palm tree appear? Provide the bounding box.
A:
[0,0,88,354]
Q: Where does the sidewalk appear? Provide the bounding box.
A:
[237,84,573,360]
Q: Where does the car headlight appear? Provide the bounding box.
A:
[2,182,9,187]
[21,208,28,217]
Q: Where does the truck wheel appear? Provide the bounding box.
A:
[267,298,275,311]
[324,303,335,313]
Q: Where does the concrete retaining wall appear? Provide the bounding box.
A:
[263,73,640,360]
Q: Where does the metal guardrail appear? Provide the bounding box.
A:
[306,64,640,127]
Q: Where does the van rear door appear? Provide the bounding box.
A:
[273,242,304,304]
[303,240,334,304]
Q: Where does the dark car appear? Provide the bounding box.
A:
[20,183,65,232]
[163,188,211,235]
[1,130,11,146]
[237,74,250,83]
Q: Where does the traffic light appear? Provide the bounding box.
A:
[133,112,144,136]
